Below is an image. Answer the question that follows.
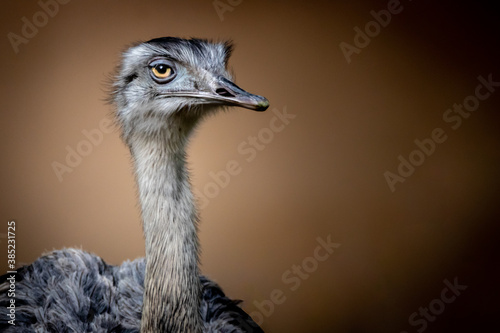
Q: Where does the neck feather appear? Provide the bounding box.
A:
[128,117,203,333]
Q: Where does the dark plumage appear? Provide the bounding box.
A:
[0,250,263,332]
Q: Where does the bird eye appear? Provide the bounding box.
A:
[149,60,176,83]
[152,64,171,78]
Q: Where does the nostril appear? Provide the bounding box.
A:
[215,88,235,98]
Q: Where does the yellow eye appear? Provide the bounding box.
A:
[151,64,172,78]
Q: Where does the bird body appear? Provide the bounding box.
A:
[0,37,268,332]
[0,249,263,332]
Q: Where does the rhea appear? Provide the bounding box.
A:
[0,37,268,333]
[116,37,268,332]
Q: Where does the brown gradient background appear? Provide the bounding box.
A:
[1,1,499,332]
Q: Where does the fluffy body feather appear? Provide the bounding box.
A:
[0,249,263,332]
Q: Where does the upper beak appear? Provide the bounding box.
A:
[212,77,269,112]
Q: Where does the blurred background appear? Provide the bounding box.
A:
[1,0,499,332]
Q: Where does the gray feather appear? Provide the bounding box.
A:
[0,249,263,332]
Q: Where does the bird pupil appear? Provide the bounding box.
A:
[157,65,167,74]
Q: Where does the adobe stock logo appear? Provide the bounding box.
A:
[212,0,243,21]
[384,73,499,192]
[400,277,467,333]
[339,0,404,64]
[249,235,341,326]
[194,106,296,209]
[52,118,114,182]
[7,0,71,54]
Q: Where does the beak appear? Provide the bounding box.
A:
[212,77,269,111]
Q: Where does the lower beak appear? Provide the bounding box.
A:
[212,77,269,111]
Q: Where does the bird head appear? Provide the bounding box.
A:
[111,37,269,139]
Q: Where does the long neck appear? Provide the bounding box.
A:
[128,118,203,333]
